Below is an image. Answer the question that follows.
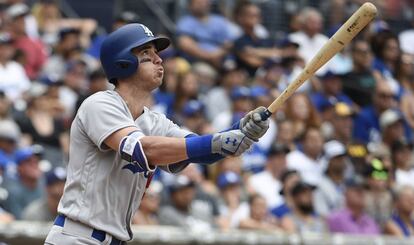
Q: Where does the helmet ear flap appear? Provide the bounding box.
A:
[114,57,139,78]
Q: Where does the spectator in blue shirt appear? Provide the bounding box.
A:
[176,0,235,67]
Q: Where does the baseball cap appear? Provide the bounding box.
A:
[320,70,342,80]
[230,86,251,100]
[169,175,195,193]
[182,100,204,117]
[15,147,35,164]
[0,120,21,143]
[6,3,29,20]
[267,143,290,157]
[334,102,354,117]
[58,27,81,40]
[250,86,269,98]
[324,140,347,161]
[380,109,403,130]
[217,171,241,188]
[45,167,67,186]
[290,181,316,196]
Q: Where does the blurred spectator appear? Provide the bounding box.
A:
[158,175,215,231]
[342,39,376,107]
[284,93,321,139]
[0,119,20,169]
[230,0,269,39]
[392,139,414,188]
[379,109,407,150]
[353,81,396,144]
[2,146,45,219]
[311,70,354,113]
[314,141,348,217]
[398,53,414,129]
[0,91,12,120]
[180,100,211,135]
[15,92,67,166]
[216,171,244,231]
[6,3,47,80]
[0,153,14,223]
[247,143,290,209]
[180,164,219,198]
[204,68,247,122]
[233,1,282,77]
[176,0,235,67]
[371,31,401,96]
[288,7,329,74]
[75,69,109,113]
[364,158,393,228]
[330,103,354,144]
[384,185,414,237]
[287,127,325,185]
[239,194,280,232]
[0,32,30,102]
[275,119,296,151]
[22,167,66,221]
[271,170,301,219]
[132,181,162,225]
[212,86,253,131]
[173,71,200,118]
[327,178,380,235]
[280,181,326,233]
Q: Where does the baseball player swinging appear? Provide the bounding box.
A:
[45,23,270,245]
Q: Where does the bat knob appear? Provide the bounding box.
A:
[260,109,272,121]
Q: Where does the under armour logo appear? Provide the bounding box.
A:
[140,24,154,37]
[225,137,237,146]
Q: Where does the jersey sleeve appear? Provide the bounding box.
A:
[78,92,138,151]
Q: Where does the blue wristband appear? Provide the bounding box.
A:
[185,134,213,158]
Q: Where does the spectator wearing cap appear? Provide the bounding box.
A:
[364,158,393,228]
[271,170,301,219]
[22,167,66,221]
[288,8,329,75]
[314,141,348,217]
[384,185,414,237]
[0,119,21,173]
[216,171,245,230]
[180,100,211,135]
[238,194,281,232]
[342,40,376,107]
[327,178,380,235]
[232,2,283,77]
[353,81,397,144]
[311,70,354,113]
[392,139,414,188]
[379,109,411,151]
[212,86,253,131]
[5,3,47,80]
[176,0,235,67]
[158,175,215,231]
[0,32,30,102]
[247,143,290,209]
[330,103,354,144]
[132,181,162,225]
[280,181,326,233]
[287,127,325,185]
[2,146,45,219]
[75,69,109,113]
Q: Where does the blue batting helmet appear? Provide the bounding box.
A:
[100,23,170,83]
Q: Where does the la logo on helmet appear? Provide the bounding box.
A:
[140,24,154,37]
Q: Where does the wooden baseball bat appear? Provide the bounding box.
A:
[260,2,377,120]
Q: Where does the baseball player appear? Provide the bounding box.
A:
[45,23,269,245]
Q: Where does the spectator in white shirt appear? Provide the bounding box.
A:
[247,143,290,209]
[287,127,325,185]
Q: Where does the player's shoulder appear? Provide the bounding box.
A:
[143,107,168,120]
[80,90,119,108]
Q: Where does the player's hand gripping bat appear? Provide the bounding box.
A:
[260,2,377,120]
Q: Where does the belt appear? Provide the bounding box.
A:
[54,214,125,245]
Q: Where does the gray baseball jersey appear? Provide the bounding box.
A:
[58,90,191,241]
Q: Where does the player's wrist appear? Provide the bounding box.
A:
[185,134,213,158]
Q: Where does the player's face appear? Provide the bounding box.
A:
[132,43,164,90]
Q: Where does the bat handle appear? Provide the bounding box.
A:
[260,109,272,121]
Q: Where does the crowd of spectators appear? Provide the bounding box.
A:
[1,0,414,239]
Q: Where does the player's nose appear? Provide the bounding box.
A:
[154,53,162,65]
